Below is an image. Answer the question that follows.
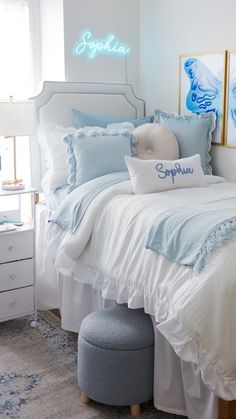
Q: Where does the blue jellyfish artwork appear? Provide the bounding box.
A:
[184,58,222,118]
[229,76,236,128]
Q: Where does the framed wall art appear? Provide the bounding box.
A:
[225,50,236,147]
[179,51,227,145]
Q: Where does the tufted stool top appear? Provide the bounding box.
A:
[80,305,154,351]
[134,123,179,161]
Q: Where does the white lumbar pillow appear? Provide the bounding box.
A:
[125,154,207,194]
[134,123,179,160]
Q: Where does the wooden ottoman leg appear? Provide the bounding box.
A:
[81,392,91,404]
[219,399,236,419]
[130,404,140,416]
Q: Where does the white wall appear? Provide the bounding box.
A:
[139,0,236,181]
[63,0,140,93]
[40,0,65,81]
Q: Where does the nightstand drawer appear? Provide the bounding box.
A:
[0,229,33,264]
[0,259,34,292]
[0,286,34,320]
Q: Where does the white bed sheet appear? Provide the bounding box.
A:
[36,204,218,419]
[44,175,236,401]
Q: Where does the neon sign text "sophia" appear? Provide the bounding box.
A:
[74,30,130,59]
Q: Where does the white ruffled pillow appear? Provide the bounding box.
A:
[39,124,77,193]
[125,154,207,194]
[75,122,134,135]
[107,122,134,132]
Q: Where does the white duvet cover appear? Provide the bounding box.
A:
[46,175,236,400]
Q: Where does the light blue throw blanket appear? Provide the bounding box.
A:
[50,171,129,234]
[146,197,236,273]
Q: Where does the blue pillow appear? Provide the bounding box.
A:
[154,110,216,175]
[132,115,154,127]
[64,130,137,191]
[72,108,153,129]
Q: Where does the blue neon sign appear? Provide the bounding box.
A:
[74,30,130,60]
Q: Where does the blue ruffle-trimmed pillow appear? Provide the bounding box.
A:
[72,108,154,129]
[154,110,216,175]
[64,130,137,191]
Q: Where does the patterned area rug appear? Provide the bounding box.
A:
[0,311,186,419]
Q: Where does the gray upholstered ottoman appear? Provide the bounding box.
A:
[78,304,154,416]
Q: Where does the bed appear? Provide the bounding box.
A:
[31,81,236,419]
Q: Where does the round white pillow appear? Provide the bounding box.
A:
[134,123,179,160]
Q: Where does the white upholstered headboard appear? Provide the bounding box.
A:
[30,81,145,190]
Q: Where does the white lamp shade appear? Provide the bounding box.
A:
[0,100,35,136]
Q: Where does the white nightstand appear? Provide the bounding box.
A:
[0,187,38,325]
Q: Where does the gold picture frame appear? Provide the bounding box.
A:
[225,50,236,147]
[179,50,227,145]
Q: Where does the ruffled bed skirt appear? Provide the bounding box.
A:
[36,204,219,419]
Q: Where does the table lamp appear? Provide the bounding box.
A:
[0,98,35,190]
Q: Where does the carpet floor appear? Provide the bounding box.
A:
[0,311,186,419]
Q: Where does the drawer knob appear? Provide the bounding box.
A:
[9,274,16,280]
[10,300,16,307]
[8,246,14,251]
